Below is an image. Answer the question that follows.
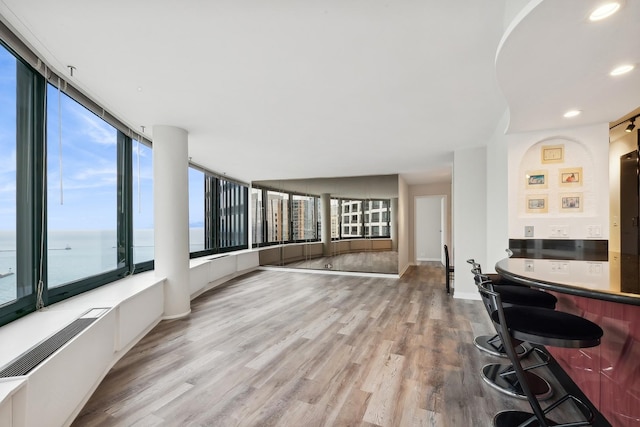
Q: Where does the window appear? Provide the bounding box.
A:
[372,212,380,223]
[218,178,247,250]
[46,85,119,288]
[291,195,316,240]
[266,190,289,242]
[189,167,205,252]
[0,44,17,305]
[330,199,340,239]
[132,139,153,265]
[251,187,264,245]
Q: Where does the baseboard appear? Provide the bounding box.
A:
[453,291,481,301]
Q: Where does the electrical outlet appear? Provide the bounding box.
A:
[525,226,534,237]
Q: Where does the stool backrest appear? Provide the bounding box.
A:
[474,275,499,319]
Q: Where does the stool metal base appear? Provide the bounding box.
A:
[474,334,529,358]
[482,363,553,401]
[493,410,557,426]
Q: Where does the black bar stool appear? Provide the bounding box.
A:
[476,279,603,426]
[472,273,557,401]
[467,259,557,358]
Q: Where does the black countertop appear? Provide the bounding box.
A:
[495,253,640,306]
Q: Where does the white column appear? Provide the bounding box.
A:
[153,125,191,319]
[321,193,332,256]
[390,197,398,251]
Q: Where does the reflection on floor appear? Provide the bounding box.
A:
[280,250,398,274]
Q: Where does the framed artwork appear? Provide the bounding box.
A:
[560,193,583,213]
[559,167,582,187]
[526,195,548,213]
[541,144,564,164]
[526,170,548,189]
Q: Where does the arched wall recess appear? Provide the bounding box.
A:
[518,137,596,218]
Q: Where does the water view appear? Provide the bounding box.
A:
[0,228,204,305]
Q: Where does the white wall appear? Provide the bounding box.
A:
[507,123,609,240]
[486,111,510,272]
[453,146,487,299]
[415,196,444,261]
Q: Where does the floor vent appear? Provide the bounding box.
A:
[0,308,109,378]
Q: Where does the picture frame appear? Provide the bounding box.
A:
[526,170,548,189]
[559,167,582,187]
[526,195,548,213]
[541,144,564,164]
[560,193,583,213]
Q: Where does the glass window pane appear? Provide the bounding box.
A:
[133,140,154,264]
[266,190,289,242]
[341,200,362,237]
[219,179,247,249]
[47,85,118,287]
[251,187,264,245]
[330,199,339,239]
[0,46,17,304]
[189,167,205,252]
[291,195,316,240]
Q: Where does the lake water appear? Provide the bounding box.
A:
[0,228,204,305]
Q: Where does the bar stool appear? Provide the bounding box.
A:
[467,259,557,358]
[476,279,603,426]
[473,273,557,401]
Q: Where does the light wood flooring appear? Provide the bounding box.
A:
[72,263,581,426]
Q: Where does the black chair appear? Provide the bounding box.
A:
[444,244,454,294]
[476,278,603,426]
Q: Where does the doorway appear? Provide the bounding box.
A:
[415,195,445,262]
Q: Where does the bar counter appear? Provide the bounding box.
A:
[496,254,640,426]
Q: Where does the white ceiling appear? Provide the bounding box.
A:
[0,0,638,185]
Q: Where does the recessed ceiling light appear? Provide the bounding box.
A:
[610,64,635,76]
[589,2,621,21]
[564,110,581,118]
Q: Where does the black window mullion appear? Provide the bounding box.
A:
[13,60,45,312]
[116,131,132,272]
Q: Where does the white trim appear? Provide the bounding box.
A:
[453,291,481,301]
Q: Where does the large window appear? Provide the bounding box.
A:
[46,85,119,288]
[132,139,153,265]
[0,35,250,328]
[0,44,17,306]
[188,167,205,252]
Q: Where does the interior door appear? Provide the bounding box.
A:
[620,150,639,255]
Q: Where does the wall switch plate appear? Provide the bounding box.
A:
[525,226,534,237]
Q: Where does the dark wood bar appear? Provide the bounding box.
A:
[496,255,640,426]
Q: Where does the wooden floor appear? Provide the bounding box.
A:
[72,263,577,426]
